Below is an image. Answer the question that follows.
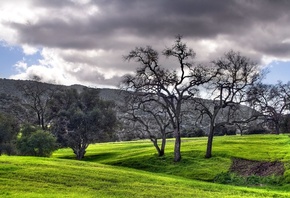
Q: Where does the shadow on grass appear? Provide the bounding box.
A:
[106,150,231,181]
[57,152,117,162]
[82,152,117,162]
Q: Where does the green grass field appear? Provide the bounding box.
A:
[1,134,290,197]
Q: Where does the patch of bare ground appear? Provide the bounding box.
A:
[230,158,285,177]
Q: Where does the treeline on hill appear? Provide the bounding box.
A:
[0,80,117,159]
[1,36,290,161]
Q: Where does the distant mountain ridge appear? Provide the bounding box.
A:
[0,78,126,104]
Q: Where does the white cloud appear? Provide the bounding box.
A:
[14,61,28,72]
[22,44,38,55]
[10,47,125,87]
[261,55,290,67]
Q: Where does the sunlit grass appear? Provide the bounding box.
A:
[1,134,290,197]
[54,134,290,181]
[1,155,290,197]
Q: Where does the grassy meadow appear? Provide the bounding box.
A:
[1,134,290,197]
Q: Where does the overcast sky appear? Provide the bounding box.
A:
[0,0,290,88]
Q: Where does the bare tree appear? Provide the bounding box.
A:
[17,78,56,130]
[120,93,172,157]
[248,81,290,134]
[195,50,262,158]
[121,36,214,162]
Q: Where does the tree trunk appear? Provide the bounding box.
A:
[37,112,41,128]
[160,134,166,157]
[237,125,243,136]
[205,123,214,158]
[274,122,280,135]
[75,147,86,160]
[76,149,86,160]
[151,136,166,157]
[41,114,45,130]
[174,128,181,162]
[151,138,162,157]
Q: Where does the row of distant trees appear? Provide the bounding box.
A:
[120,36,290,162]
[0,81,117,159]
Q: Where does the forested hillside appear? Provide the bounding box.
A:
[0,78,261,138]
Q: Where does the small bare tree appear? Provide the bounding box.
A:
[121,94,172,156]
[17,77,57,130]
[248,81,290,134]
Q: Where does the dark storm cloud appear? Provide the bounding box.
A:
[10,0,290,53]
[257,43,290,57]
[32,0,75,8]
[6,0,290,84]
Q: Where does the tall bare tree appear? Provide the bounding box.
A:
[121,36,214,162]
[195,50,262,158]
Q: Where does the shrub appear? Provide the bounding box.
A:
[246,127,269,135]
[21,123,37,137]
[181,127,205,137]
[0,113,19,155]
[225,127,237,135]
[17,130,58,157]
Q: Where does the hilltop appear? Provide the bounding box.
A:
[0,78,126,103]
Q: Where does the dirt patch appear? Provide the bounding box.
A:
[230,158,285,177]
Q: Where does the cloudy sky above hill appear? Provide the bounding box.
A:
[0,0,290,87]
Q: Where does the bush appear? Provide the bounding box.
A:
[214,125,227,136]
[21,124,37,137]
[181,127,205,137]
[17,130,58,157]
[0,143,17,155]
[214,125,237,136]
[225,127,237,135]
[246,127,269,135]
[0,113,19,155]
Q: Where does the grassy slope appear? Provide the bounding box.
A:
[1,134,290,197]
[1,156,289,198]
[55,134,290,182]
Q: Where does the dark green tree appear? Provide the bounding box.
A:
[0,112,19,155]
[50,88,117,160]
[17,129,58,157]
